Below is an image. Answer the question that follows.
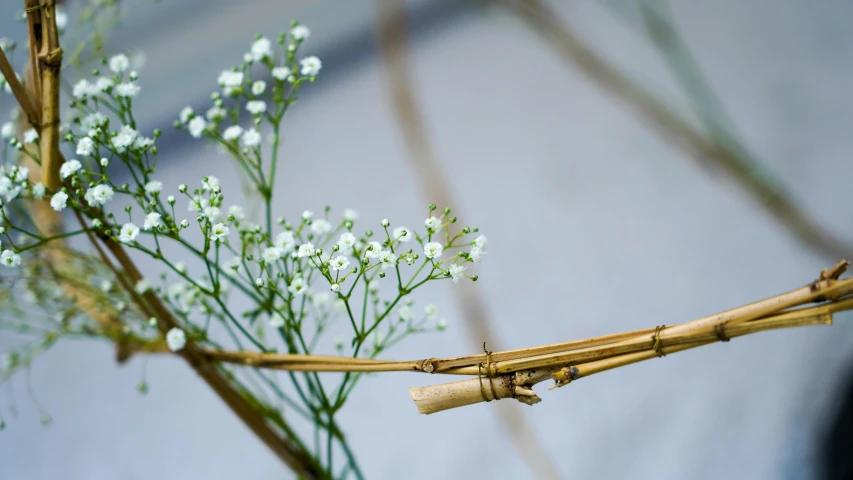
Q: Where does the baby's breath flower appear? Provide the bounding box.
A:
[448,264,466,283]
[424,216,442,233]
[55,8,68,30]
[23,128,38,144]
[202,176,220,192]
[222,125,243,141]
[95,77,113,92]
[206,107,226,121]
[72,79,91,98]
[245,100,267,115]
[363,241,382,260]
[423,241,443,259]
[135,278,152,294]
[188,116,207,138]
[100,158,109,167]
[50,191,68,211]
[329,255,350,271]
[180,219,190,228]
[271,66,291,81]
[115,82,140,98]
[112,125,138,152]
[436,318,448,331]
[100,280,113,292]
[291,25,311,41]
[297,242,315,258]
[81,112,107,130]
[217,70,243,88]
[166,328,186,351]
[250,37,272,61]
[377,250,397,270]
[174,261,187,274]
[210,222,230,241]
[31,182,45,199]
[228,205,245,221]
[179,106,193,123]
[424,304,439,319]
[1,122,14,139]
[251,80,266,95]
[275,231,296,251]
[262,247,282,263]
[393,226,411,242]
[337,232,356,251]
[343,208,359,221]
[88,184,115,206]
[143,212,162,230]
[0,249,21,268]
[144,181,163,194]
[473,235,487,248]
[268,315,284,328]
[302,210,313,220]
[311,219,331,235]
[255,277,264,287]
[240,128,261,147]
[299,56,322,76]
[330,283,341,293]
[76,137,95,156]
[398,305,414,322]
[287,276,308,296]
[119,222,140,243]
[109,54,130,73]
[469,245,484,263]
[59,159,82,179]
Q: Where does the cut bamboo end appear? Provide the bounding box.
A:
[408,375,540,415]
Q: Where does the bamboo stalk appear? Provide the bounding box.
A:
[36,0,63,190]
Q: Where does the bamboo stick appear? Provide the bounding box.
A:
[36,0,63,190]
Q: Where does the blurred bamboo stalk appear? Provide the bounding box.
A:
[374,1,563,479]
[499,0,853,260]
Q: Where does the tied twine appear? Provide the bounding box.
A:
[652,325,666,357]
[478,342,499,402]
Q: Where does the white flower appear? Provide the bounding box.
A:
[179,106,193,123]
[473,235,487,248]
[203,205,222,222]
[377,250,397,269]
[76,137,95,156]
[343,208,359,221]
[246,100,267,115]
[423,242,443,259]
[144,181,162,194]
[166,328,186,352]
[89,184,114,206]
[143,212,161,230]
[109,54,130,73]
[311,219,331,235]
[222,125,243,141]
[268,315,284,328]
[271,66,291,81]
[0,249,21,268]
[240,128,261,147]
[59,159,82,179]
[50,191,68,211]
[398,306,414,322]
[250,37,272,61]
[255,277,265,288]
[330,283,341,293]
[81,112,107,130]
[119,223,140,243]
[329,255,350,271]
[363,241,383,260]
[302,210,313,220]
[381,218,390,227]
[287,276,308,296]
[337,232,356,251]
[424,304,439,319]
[210,223,230,241]
[202,176,220,192]
[297,242,315,258]
[262,247,282,263]
[1,122,14,139]
[393,226,412,242]
[469,245,484,263]
[188,116,207,138]
[448,264,466,283]
[23,128,38,144]
[72,79,91,98]
[312,291,330,307]
[291,25,311,41]
[424,216,442,233]
[31,182,45,199]
[436,318,448,330]
[204,107,225,122]
[112,125,138,152]
[228,205,245,221]
[100,280,114,292]
[251,80,266,95]
[115,82,140,98]
[300,56,322,76]
[174,261,186,274]
[55,8,68,30]
[275,231,296,251]
[135,278,152,294]
[217,70,244,88]
[95,77,113,92]
[180,219,189,228]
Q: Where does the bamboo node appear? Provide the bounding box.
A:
[651,325,666,357]
[420,358,436,373]
[713,323,730,342]
[820,260,848,281]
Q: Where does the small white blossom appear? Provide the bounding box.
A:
[1,122,14,139]
[143,212,162,230]
[228,205,245,221]
[423,242,443,259]
[297,242,315,258]
[436,318,448,330]
[188,116,207,138]
[255,277,265,287]
[302,210,313,220]
[337,232,356,251]
[424,216,442,233]
[32,182,45,199]
[218,70,244,88]
[393,226,412,242]
[330,283,341,293]
[206,107,226,121]
[222,125,243,141]
[109,54,130,73]
[425,304,439,319]
[180,219,190,228]
[343,208,359,221]
[271,66,292,81]
[59,159,82,179]
[363,241,383,260]
[378,250,397,269]
[81,112,107,130]
[135,278,152,295]
[311,219,331,235]
[115,82,140,98]
[0,249,21,268]
[76,137,95,156]
[89,184,115,206]
[72,79,91,98]
[250,37,272,61]
[95,77,113,92]
[469,245,484,263]
[112,125,138,152]
[291,25,310,41]
[50,191,68,211]
[251,80,266,95]
[287,276,308,296]
[210,222,230,241]
[119,223,140,243]
[448,264,466,283]
[246,100,267,115]
[473,235,487,248]
[100,280,114,292]
[275,231,296,251]
[299,56,322,76]
[179,106,194,123]
[262,247,282,263]
[202,176,220,192]
[398,306,414,322]
[144,181,163,194]
[329,255,350,271]
[23,128,38,144]
[55,8,68,30]
[241,128,261,147]
[166,328,186,351]
[268,315,284,328]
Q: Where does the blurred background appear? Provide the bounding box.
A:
[2,0,853,478]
